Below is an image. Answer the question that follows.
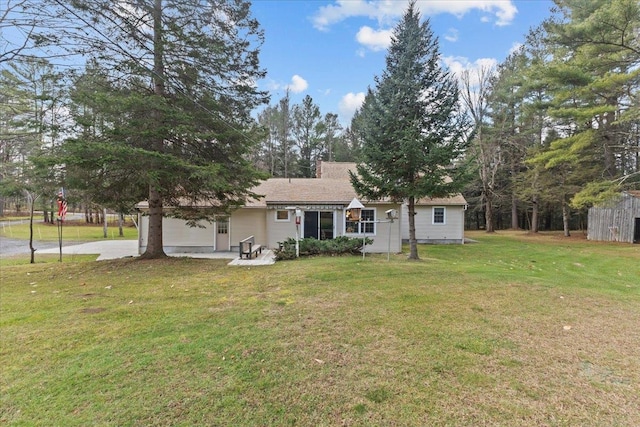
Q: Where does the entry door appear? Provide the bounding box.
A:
[304,211,319,239]
[216,217,230,251]
[304,211,333,240]
[634,218,640,244]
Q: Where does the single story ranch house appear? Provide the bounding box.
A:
[137,162,467,255]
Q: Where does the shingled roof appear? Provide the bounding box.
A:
[137,162,468,210]
[245,178,359,207]
[244,161,467,207]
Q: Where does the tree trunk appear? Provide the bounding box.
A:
[103,207,108,238]
[531,196,539,233]
[29,194,36,264]
[562,201,571,237]
[511,193,518,229]
[118,212,124,237]
[140,0,167,259]
[142,185,165,258]
[484,192,495,233]
[407,196,419,260]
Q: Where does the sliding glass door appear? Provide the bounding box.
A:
[303,211,334,240]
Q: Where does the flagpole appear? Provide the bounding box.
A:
[57,217,62,262]
[56,187,66,263]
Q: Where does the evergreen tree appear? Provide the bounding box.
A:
[47,0,269,258]
[539,0,640,209]
[350,1,471,260]
[320,112,344,162]
[292,95,322,178]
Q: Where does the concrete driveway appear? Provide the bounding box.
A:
[38,240,139,261]
[35,240,275,264]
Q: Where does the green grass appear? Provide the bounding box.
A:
[0,220,138,241]
[1,231,639,426]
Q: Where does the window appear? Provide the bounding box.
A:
[216,219,229,234]
[275,210,290,221]
[346,208,375,234]
[433,207,445,224]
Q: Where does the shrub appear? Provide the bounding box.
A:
[275,236,374,261]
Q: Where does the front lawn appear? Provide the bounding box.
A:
[1,231,639,425]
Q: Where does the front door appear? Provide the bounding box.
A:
[304,211,334,240]
[216,217,230,251]
[634,218,640,244]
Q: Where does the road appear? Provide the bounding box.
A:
[0,237,62,258]
[0,216,81,258]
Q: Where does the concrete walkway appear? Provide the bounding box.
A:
[37,240,275,265]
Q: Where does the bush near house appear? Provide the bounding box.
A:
[275,236,374,260]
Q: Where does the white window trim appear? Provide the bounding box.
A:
[432,206,446,225]
[275,210,290,222]
[345,208,376,236]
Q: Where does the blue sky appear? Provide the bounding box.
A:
[251,0,554,125]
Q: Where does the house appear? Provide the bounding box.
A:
[137,162,467,254]
[587,191,640,243]
[400,194,467,244]
[317,162,467,244]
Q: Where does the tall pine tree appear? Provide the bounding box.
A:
[350,1,470,260]
[47,0,269,258]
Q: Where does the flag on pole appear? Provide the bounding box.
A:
[57,188,67,221]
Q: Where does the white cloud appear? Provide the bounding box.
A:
[312,0,396,31]
[509,42,523,55]
[339,92,366,122]
[492,2,518,26]
[356,26,393,51]
[442,56,497,83]
[266,75,309,94]
[444,28,459,42]
[287,75,309,93]
[312,1,518,30]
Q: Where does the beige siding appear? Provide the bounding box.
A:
[229,208,267,250]
[335,209,345,235]
[401,205,465,243]
[138,214,147,254]
[266,209,299,248]
[139,205,402,254]
[138,216,215,253]
[165,217,214,245]
[263,205,402,253]
[342,204,402,253]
